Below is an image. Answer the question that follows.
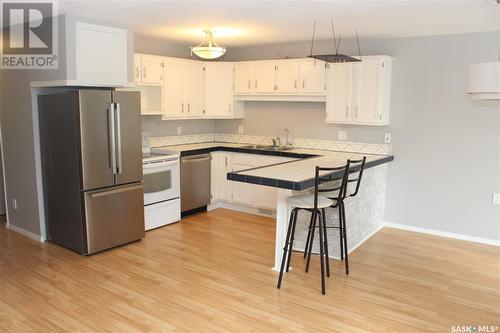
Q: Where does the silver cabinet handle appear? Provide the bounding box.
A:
[181,103,184,113]
[345,106,349,118]
[225,156,228,167]
[108,103,117,174]
[248,79,250,89]
[228,103,231,113]
[187,103,190,113]
[294,79,297,89]
[255,79,258,89]
[115,103,122,174]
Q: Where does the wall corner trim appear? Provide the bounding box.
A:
[7,224,44,243]
[383,222,500,247]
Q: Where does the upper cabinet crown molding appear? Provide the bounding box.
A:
[326,55,393,126]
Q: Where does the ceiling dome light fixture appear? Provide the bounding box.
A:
[191,29,226,60]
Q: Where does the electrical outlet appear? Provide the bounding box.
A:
[492,193,500,205]
[238,125,244,134]
[384,133,392,144]
[12,199,17,210]
[177,126,182,135]
[338,130,347,141]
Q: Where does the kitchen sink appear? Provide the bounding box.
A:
[243,144,294,151]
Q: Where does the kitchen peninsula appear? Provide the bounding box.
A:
[159,139,393,270]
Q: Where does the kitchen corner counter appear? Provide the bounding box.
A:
[156,141,394,191]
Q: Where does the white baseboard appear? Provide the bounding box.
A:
[384,222,500,246]
[208,201,276,218]
[7,224,44,242]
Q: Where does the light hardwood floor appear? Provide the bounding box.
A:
[0,209,499,332]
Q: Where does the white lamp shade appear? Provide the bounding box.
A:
[468,62,500,100]
[191,46,226,60]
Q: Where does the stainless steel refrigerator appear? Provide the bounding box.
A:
[38,89,145,255]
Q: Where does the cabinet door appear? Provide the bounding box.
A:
[210,152,220,203]
[184,62,204,117]
[325,63,353,123]
[300,59,326,95]
[204,63,233,117]
[275,62,299,94]
[141,55,164,84]
[163,60,185,118]
[254,62,276,94]
[219,153,233,202]
[231,153,256,206]
[133,54,142,83]
[234,63,253,94]
[352,60,381,124]
[75,23,128,85]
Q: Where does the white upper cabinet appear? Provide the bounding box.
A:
[300,59,326,95]
[233,58,326,100]
[234,62,254,94]
[204,62,237,118]
[254,62,276,94]
[75,23,128,86]
[184,61,204,117]
[325,63,353,123]
[276,61,300,94]
[163,58,185,118]
[140,55,164,85]
[326,56,393,126]
[133,54,142,83]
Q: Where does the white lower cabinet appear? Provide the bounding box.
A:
[210,152,221,203]
[218,152,233,202]
[211,152,295,212]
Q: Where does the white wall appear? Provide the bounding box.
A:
[219,32,500,241]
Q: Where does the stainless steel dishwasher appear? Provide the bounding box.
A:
[180,153,211,214]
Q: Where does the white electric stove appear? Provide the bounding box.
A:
[142,147,181,231]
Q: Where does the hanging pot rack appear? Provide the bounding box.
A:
[308,20,362,63]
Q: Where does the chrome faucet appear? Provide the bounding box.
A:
[282,128,290,147]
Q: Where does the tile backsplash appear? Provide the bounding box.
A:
[149,133,391,155]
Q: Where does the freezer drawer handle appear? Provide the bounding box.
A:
[115,103,123,174]
[90,184,143,199]
[108,103,117,174]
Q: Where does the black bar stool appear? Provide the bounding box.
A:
[277,163,350,294]
[304,157,366,275]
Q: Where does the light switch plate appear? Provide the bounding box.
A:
[177,126,182,135]
[492,193,500,205]
[384,133,392,144]
[238,125,244,134]
[338,130,347,141]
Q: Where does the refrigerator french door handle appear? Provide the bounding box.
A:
[115,102,123,174]
[108,103,117,174]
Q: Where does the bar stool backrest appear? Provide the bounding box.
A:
[347,156,366,198]
[313,163,351,210]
